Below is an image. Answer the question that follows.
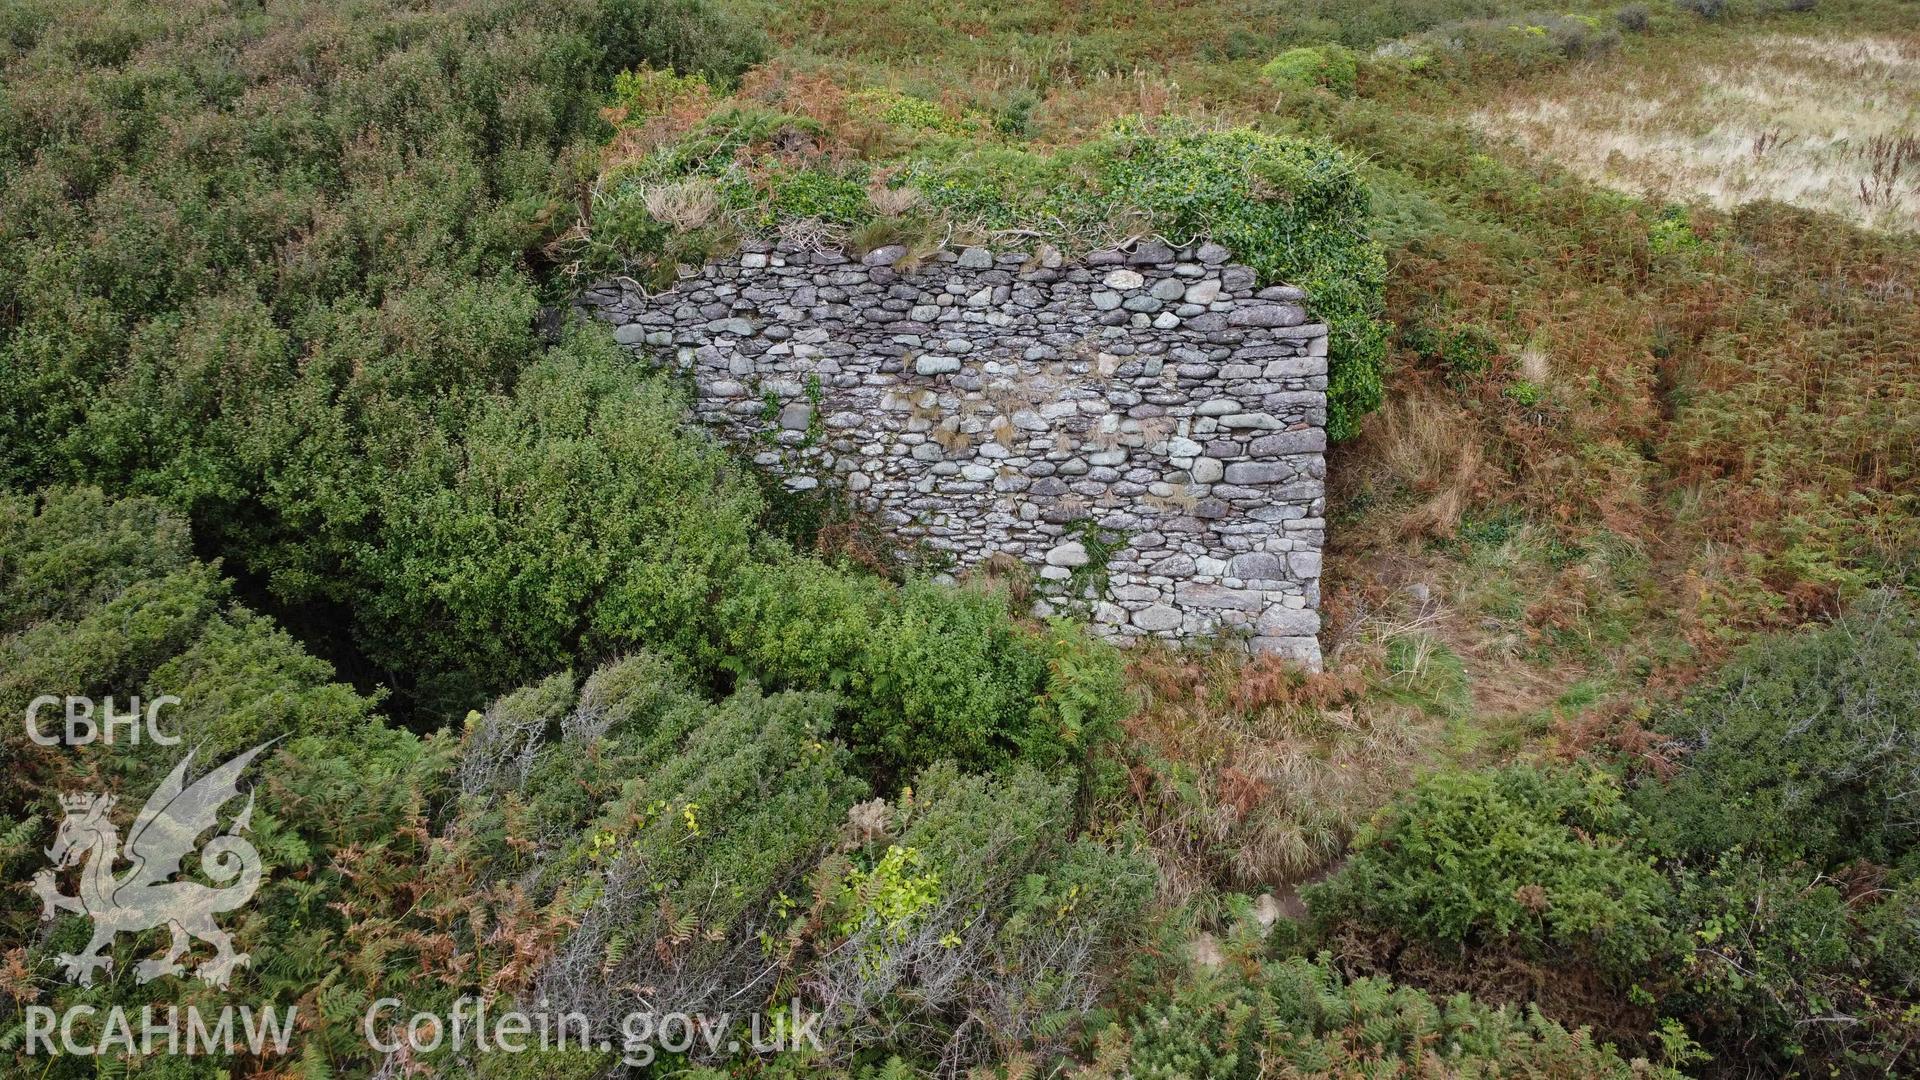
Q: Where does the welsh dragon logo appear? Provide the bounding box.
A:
[31,742,270,988]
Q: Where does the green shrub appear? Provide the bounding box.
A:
[767,167,873,224]
[847,88,975,135]
[591,0,767,86]
[512,668,867,1022]
[1505,378,1544,406]
[1306,765,1677,978]
[1632,591,1920,867]
[612,65,714,117]
[1614,3,1652,29]
[0,488,390,770]
[718,554,1128,777]
[1442,322,1501,378]
[1122,950,1673,1078]
[1402,11,1622,75]
[0,0,769,721]
[810,763,1153,1068]
[0,488,453,1070]
[359,333,763,706]
[1074,120,1389,440]
[1659,856,1920,1074]
[1261,44,1360,95]
[1675,0,1727,17]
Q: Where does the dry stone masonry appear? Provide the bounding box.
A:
[579,238,1328,667]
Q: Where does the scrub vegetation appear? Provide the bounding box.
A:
[2,0,1917,1075]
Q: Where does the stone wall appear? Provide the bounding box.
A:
[578,238,1327,667]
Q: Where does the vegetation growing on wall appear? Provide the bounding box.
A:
[583,90,1390,437]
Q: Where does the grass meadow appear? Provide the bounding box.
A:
[1482,31,1920,231]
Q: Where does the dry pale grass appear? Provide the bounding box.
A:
[641,178,721,230]
[866,182,923,217]
[1479,33,1920,231]
[1353,390,1484,540]
[1119,644,1431,903]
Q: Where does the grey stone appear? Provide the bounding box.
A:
[1129,240,1176,264]
[584,242,1329,666]
[1257,607,1320,636]
[1224,462,1289,484]
[1226,304,1306,328]
[1175,583,1263,610]
[1046,541,1090,567]
[1220,412,1283,430]
[1227,552,1287,578]
[1248,429,1326,455]
[778,403,813,431]
[1264,355,1327,378]
[1149,277,1187,301]
[1133,605,1184,631]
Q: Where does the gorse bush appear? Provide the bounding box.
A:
[1381,10,1624,77]
[1676,0,1728,18]
[1659,854,1920,1074]
[355,667,1145,1073]
[359,335,763,703]
[0,489,453,1071]
[1121,947,1672,1078]
[1306,766,1676,978]
[718,554,1131,776]
[1611,593,1920,1071]
[591,0,768,84]
[0,490,402,773]
[516,667,867,1030]
[0,0,768,719]
[809,764,1154,1068]
[1632,591,1920,867]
